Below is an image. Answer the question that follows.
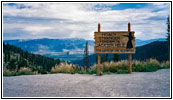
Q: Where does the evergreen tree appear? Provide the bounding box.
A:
[166,15,170,60]
[7,59,17,70]
[4,52,7,63]
[18,58,27,70]
[96,55,98,64]
[101,54,108,63]
[105,54,108,62]
[113,53,120,62]
[6,43,11,61]
[3,43,61,72]
[84,41,89,70]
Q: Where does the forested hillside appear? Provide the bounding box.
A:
[120,41,169,61]
[3,38,165,61]
[3,43,60,73]
[72,41,169,66]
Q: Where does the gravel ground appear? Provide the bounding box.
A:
[3,69,170,97]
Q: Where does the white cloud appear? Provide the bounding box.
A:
[24,26,53,34]
[3,2,170,40]
[152,3,170,9]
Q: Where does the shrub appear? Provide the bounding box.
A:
[132,59,162,72]
[32,71,38,75]
[116,60,128,70]
[161,61,170,69]
[100,60,128,74]
[87,65,97,74]
[101,62,117,73]
[148,58,160,68]
[3,69,16,76]
[132,60,144,72]
[38,69,47,74]
[17,67,33,75]
[141,59,160,72]
[49,59,170,75]
[142,64,158,72]
[117,69,128,74]
[51,63,79,74]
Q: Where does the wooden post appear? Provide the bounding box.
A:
[98,23,100,32]
[128,53,132,73]
[97,23,101,76]
[97,53,101,75]
[128,22,132,74]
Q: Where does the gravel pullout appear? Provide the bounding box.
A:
[3,69,170,97]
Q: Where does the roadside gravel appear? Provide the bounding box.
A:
[3,69,170,97]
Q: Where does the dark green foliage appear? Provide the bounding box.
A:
[120,41,169,62]
[113,54,120,62]
[133,64,159,72]
[101,54,108,63]
[166,15,170,43]
[117,70,128,74]
[141,64,158,72]
[87,69,97,75]
[17,71,33,76]
[166,15,170,60]
[3,70,16,76]
[39,69,47,74]
[84,41,89,70]
[72,41,168,66]
[36,67,47,74]
[102,66,118,73]
[132,59,161,72]
[3,43,60,74]
[7,59,18,70]
[18,58,28,69]
[132,63,143,72]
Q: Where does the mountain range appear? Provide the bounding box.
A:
[4,38,166,62]
[72,41,169,66]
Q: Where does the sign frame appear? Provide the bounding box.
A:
[94,23,135,75]
[94,32,135,54]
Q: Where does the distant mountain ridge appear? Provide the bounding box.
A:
[72,41,169,66]
[135,38,166,46]
[4,38,166,61]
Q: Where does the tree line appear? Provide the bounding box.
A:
[3,43,60,73]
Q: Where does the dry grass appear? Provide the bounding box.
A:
[4,59,170,76]
[92,58,170,74]
[91,60,129,74]
[17,67,33,75]
[160,60,170,69]
[3,69,16,76]
[50,59,170,75]
[51,63,82,74]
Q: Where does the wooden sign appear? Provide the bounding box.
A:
[94,23,135,75]
[94,31,135,53]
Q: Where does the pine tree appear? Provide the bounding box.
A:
[113,53,120,62]
[101,54,108,63]
[166,15,170,60]
[6,43,11,61]
[84,41,89,70]
[105,54,108,62]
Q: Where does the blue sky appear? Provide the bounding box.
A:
[3,2,170,40]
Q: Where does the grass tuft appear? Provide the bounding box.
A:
[3,69,16,76]
[4,58,170,76]
[17,67,33,75]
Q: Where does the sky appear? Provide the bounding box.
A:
[3,2,170,40]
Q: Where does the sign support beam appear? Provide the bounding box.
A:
[97,23,101,76]
[128,22,132,74]
[97,53,101,76]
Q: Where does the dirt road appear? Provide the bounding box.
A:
[3,69,170,97]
